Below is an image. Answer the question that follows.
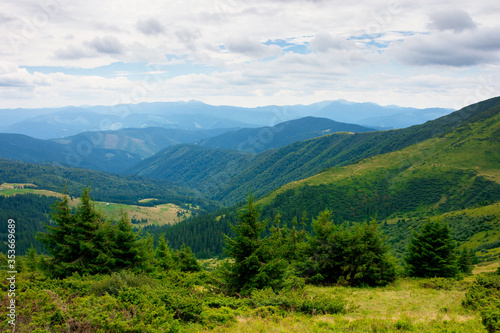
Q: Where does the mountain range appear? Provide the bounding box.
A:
[0,97,498,263]
[0,100,452,139]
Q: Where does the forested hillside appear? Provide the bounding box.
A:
[132,97,500,206]
[198,116,374,152]
[147,97,500,259]
[0,133,142,174]
[0,159,218,211]
[54,127,233,159]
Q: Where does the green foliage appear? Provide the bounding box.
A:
[463,274,500,333]
[405,219,459,278]
[222,194,290,295]
[306,211,397,287]
[37,188,149,278]
[175,244,202,272]
[155,234,177,271]
[26,246,39,272]
[418,277,462,291]
[0,193,57,254]
[457,247,475,275]
[249,287,347,315]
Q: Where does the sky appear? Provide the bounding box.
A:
[1,0,499,110]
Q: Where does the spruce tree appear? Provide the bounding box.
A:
[111,211,144,270]
[37,192,79,277]
[223,193,288,295]
[457,246,474,275]
[26,246,38,272]
[38,188,147,277]
[405,218,458,278]
[156,234,177,271]
[307,212,396,286]
[175,244,201,272]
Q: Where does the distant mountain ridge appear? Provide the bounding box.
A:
[0,99,453,139]
[198,116,374,153]
[0,133,141,174]
[54,127,234,159]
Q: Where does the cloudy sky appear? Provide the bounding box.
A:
[1,0,499,110]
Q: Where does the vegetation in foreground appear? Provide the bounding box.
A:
[1,191,499,332]
[2,268,499,332]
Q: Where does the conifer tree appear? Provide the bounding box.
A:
[175,244,201,272]
[37,192,79,277]
[38,187,147,277]
[405,218,458,278]
[222,193,288,295]
[111,211,144,270]
[156,234,177,271]
[26,246,38,272]
[15,257,26,273]
[307,212,396,286]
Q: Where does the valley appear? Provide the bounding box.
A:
[0,97,499,333]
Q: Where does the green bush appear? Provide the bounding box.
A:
[250,287,348,315]
[201,306,237,328]
[418,277,456,290]
[463,274,500,333]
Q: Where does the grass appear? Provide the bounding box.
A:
[190,278,486,333]
[95,201,189,226]
[473,261,500,275]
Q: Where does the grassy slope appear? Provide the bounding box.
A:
[0,183,188,226]
[259,103,500,212]
[200,279,485,333]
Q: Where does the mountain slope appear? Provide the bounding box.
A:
[0,158,218,211]
[129,144,254,194]
[146,97,500,259]
[54,127,234,159]
[198,116,374,152]
[259,100,500,221]
[0,133,141,174]
[132,97,500,205]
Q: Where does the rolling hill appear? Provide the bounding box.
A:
[198,116,374,152]
[142,96,500,259]
[54,127,234,159]
[132,97,500,205]
[0,133,142,174]
[0,158,219,212]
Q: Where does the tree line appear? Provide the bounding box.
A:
[26,190,475,294]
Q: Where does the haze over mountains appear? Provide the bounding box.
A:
[0,100,452,139]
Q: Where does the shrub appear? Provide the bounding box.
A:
[463,274,500,333]
[250,287,348,315]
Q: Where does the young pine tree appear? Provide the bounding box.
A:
[405,218,458,278]
[307,211,396,286]
[175,244,201,272]
[156,234,177,271]
[457,246,475,275]
[222,193,288,295]
[26,246,38,272]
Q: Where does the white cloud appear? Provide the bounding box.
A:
[136,18,165,35]
[0,0,499,109]
[386,27,500,66]
[225,37,282,59]
[428,9,477,33]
